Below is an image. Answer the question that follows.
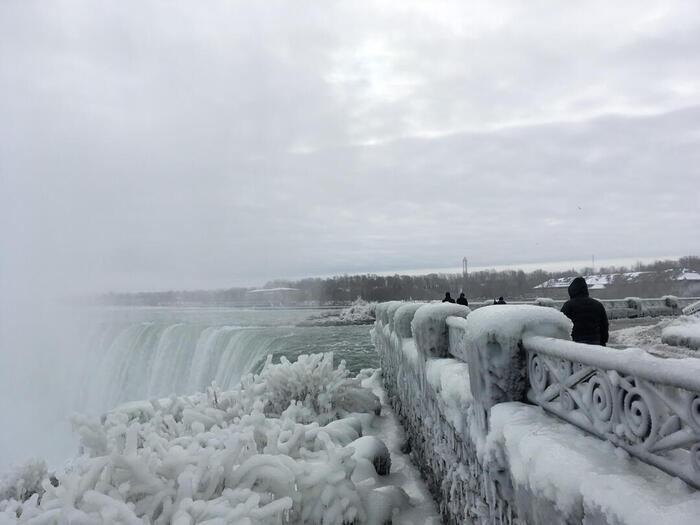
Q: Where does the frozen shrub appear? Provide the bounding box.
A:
[1,353,403,525]
[0,459,47,502]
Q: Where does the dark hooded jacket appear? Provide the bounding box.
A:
[456,293,469,306]
[561,277,609,346]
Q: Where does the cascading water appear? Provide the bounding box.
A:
[78,322,294,412]
[1,306,376,471]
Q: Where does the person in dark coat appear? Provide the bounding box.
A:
[442,292,455,303]
[561,276,609,346]
[456,292,468,306]
[496,296,506,304]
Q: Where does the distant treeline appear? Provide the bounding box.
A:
[98,256,700,306]
[264,256,700,303]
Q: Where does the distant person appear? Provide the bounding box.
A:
[456,292,468,306]
[496,296,506,304]
[561,276,609,346]
[442,292,455,303]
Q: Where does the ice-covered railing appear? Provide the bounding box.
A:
[374,301,700,523]
[523,334,700,489]
[467,296,700,319]
[447,305,700,489]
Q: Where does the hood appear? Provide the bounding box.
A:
[568,276,589,298]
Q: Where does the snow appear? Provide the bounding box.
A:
[300,299,376,326]
[0,459,47,503]
[524,335,700,392]
[533,297,556,308]
[606,318,700,358]
[662,316,700,350]
[424,358,472,429]
[535,268,700,289]
[0,354,440,525]
[464,305,571,353]
[393,303,424,338]
[488,402,700,525]
[674,269,700,281]
[338,299,376,325]
[411,303,470,358]
[375,301,401,325]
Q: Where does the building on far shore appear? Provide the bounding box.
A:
[534,268,700,299]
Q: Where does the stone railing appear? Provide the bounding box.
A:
[373,301,700,524]
[468,296,700,319]
[523,334,700,489]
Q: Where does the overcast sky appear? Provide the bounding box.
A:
[1,0,699,293]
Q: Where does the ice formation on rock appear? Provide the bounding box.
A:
[0,353,424,525]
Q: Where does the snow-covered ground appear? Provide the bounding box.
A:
[609,317,700,358]
[662,316,700,350]
[0,353,438,524]
[489,403,700,525]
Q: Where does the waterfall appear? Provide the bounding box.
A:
[78,322,293,413]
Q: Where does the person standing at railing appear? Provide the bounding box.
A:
[456,292,468,306]
[442,292,455,303]
[561,276,609,346]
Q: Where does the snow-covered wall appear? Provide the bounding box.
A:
[373,302,700,525]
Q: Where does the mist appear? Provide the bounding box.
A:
[2,0,700,470]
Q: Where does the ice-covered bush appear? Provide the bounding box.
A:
[245,353,380,424]
[0,459,47,503]
[338,299,376,325]
[0,354,402,525]
[412,303,470,358]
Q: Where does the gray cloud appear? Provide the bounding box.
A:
[1,0,699,293]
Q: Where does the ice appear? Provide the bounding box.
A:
[457,305,571,416]
[463,304,571,353]
[338,299,376,325]
[662,316,700,350]
[0,353,438,525]
[350,436,391,476]
[488,402,700,525]
[375,301,402,326]
[393,303,424,338]
[411,303,470,358]
[0,459,47,503]
[533,297,556,308]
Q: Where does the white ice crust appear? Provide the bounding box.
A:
[464,304,571,352]
[488,402,700,525]
[662,316,700,350]
[0,354,439,525]
[411,303,470,358]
